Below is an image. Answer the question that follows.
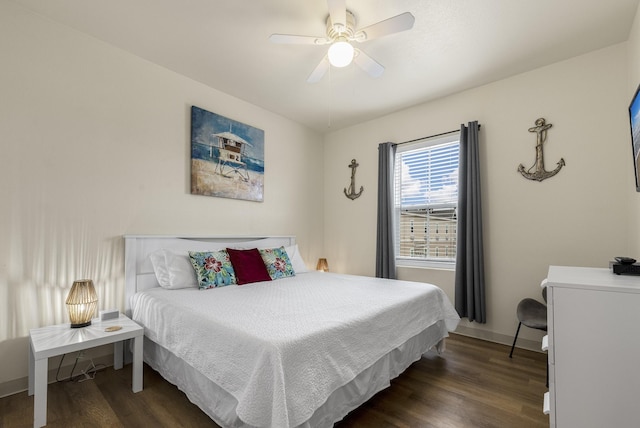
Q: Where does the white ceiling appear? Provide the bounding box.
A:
[12,0,640,133]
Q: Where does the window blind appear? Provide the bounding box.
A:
[395,135,459,263]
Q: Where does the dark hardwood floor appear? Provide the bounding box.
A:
[1,334,548,427]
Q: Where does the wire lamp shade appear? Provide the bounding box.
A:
[316,258,329,272]
[66,279,98,328]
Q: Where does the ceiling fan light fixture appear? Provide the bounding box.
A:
[327,40,354,67]
[270,5,414,82]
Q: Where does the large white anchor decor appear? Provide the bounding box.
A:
[344,159,364,200]
[518,118,565,182]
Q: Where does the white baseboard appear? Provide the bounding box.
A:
[0,353,113,399]
[453,325,544,353]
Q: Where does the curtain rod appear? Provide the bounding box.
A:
[397,124,481,146]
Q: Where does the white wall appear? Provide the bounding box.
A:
[323,43,631,347]
[0,2,324,394]
[628,2,640,255]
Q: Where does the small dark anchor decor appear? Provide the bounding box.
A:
[344,159,364,200]
[518,118,565,182]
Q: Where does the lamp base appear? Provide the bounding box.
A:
[70,320,92,328]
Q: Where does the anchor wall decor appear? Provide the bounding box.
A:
[344,159,364,200]
[518,118,565,182]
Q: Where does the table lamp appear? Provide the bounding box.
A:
[316,258,329,272]
[66,279,98,328]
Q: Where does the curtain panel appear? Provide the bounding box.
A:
[454,121,486,323]
[376,142,397,279]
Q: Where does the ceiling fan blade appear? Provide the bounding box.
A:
[327,0,346,32]
[307,56,330,83]
[269,34,329,45]
[354,49,384,78]
[354,12,415,42]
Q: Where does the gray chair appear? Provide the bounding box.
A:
[509,287,547,358]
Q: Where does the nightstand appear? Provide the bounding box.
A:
[28,314,143,427]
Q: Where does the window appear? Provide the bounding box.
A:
[394,132,460,268]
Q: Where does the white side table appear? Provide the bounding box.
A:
[28,314,143,427]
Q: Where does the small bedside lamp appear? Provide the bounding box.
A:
[66,279,98,328]
[316,258,329,272]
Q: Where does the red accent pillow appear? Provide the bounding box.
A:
[226,248,272,285]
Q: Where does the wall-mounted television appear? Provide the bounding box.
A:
[629,83,640,192]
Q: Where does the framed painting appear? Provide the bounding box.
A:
[190,106,264,202]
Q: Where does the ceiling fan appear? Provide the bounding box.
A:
[269,0,415,83]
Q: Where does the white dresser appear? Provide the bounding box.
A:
[545,265,640,428]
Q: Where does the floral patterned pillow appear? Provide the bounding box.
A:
[259,247,295,280]
[189,250,236,289]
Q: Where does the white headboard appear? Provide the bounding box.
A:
[123,235,296,316]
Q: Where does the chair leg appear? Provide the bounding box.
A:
[509,322,522,358]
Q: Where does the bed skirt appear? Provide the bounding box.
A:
[142,319,450,428]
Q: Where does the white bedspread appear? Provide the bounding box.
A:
[131,272,459,428]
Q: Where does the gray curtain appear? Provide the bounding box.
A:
[376,142,397,279]
[455,121,486,323]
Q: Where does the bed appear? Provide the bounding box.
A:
[124,235,460,427]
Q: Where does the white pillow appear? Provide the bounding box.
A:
[285,244,309,273]
[149,249,198,289]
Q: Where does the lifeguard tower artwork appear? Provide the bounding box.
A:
[191,106,264,202]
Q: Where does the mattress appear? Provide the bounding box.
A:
[131,272,460,427]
